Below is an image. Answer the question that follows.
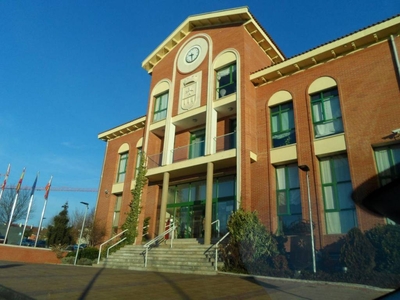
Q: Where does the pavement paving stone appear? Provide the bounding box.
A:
[0,261,393,299]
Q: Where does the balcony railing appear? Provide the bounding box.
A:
[172,141,205,163]
[147,133,236,169]
[147,152,162,169]
[214,132,236,152]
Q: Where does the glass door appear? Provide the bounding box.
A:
[190,129,205,158]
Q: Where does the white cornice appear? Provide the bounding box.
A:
[250,15,400,86]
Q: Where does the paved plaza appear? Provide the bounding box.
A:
[0,261,393,299]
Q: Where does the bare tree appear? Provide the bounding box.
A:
[70,207,105,246]
[0,188,32,224]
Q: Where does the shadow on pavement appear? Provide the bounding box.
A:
[0,263,23,269]
[78,267,106,299]
[0,285,34,300]
[156,272,191,299]
[243,276,312,300]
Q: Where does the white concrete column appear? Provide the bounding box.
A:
[158,172,170,235]
[204,162,214,245]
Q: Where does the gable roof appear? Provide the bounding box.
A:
[141,7,285,74]
[250,14,400,86]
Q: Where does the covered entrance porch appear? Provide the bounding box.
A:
[164,174,236,242]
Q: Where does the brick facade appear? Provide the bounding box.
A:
[95,8,400,253]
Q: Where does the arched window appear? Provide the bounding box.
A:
[214,51,237,99]
[116,143,129,183]
[309,77,343,138]
[151,81,170,122]
[268,91,296,147]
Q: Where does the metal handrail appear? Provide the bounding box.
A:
[142,225,149,237]
[143,222,176,267]
[106,237,127,258]
[97,229,128,264]
[213,232,230,271]
[211,220,220,238]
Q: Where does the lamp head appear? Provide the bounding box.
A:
[298,165,310,172]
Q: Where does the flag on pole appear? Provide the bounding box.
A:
[30,173,39,197]
[1,164,11,191]
[44,176,53,200]
[15,168,26,193]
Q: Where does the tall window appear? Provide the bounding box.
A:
[271,102,296,147]
[134,147,142,178]
[190,129,205,159]
[276,164,302,234]
[116,152,128,183]
[112,195,122,235]
[153,92,168,122]
[374,144,400,186]
[311,88,343,138]
[320,155,356,234]
[216,64,236,99]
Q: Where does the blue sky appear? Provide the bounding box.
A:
[0,1,399,227]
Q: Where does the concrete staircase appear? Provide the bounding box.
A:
[96,239,217,275]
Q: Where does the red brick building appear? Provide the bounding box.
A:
[94,7,400,251]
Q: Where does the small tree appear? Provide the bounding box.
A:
[0,188,32,224]
[70,207,106,246]
[47,202,74,246]
[223,209,278,273]
[365,224,400,273]
[340,227,375,273]
[122,152,147,244]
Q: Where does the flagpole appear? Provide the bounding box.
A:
[35,197,47,247]
[4,167,25,244]
[20,172,39,246]
[0,164,11,203]
[4,193,19,244]
[35,176,52,247]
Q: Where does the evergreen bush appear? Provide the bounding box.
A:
[340,227,375,273]
[222,209,278,273]
[66,247,99,261]
[365,224,400,273]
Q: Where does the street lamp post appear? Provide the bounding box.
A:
[298,165,316,273]
[74,202,89,266]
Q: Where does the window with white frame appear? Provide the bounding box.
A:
[311,88,343,138]
[216,64,236,99]
[116,152,128,183]
[153,92,168,122]
[276,164,302,234]
[320,155,356,234]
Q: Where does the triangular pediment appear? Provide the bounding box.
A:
[142,7,285,73]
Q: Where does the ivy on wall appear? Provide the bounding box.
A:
[121,152,147,244]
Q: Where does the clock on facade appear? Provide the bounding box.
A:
[185,46,200,63]
[177,37,208,73]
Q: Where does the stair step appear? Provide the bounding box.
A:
[99,239,217,275]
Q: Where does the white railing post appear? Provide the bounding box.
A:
[213,232,230,271]
[143,222,176,267]
[97,229,128,264]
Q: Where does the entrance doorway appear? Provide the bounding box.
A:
[165,176,236,239]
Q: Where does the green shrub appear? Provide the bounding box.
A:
[66,247,99,261]
[78,258,93,266]
[365,224,400,273]
[340,227,375,273]
[61,256,75,264]
[222,209,278,273]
